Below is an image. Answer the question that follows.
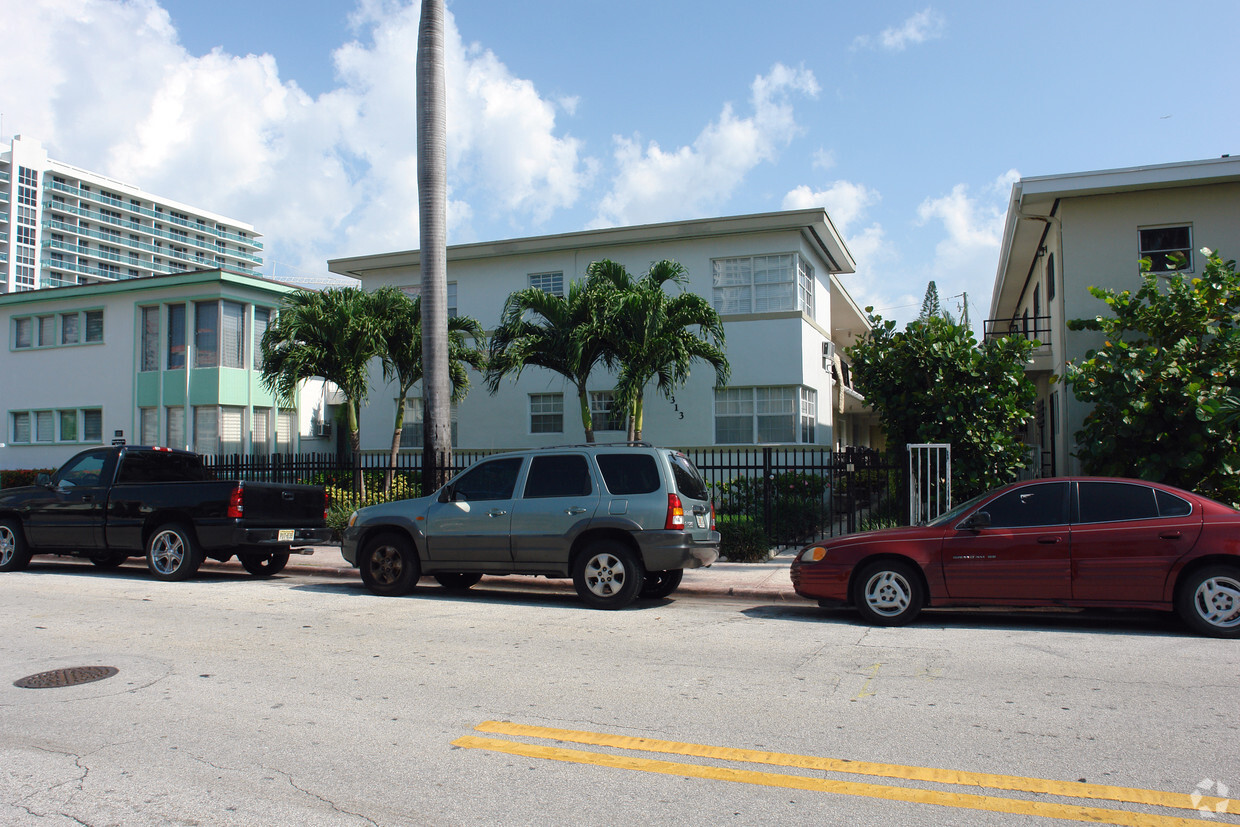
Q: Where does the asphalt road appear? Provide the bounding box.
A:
[1,559,1237,826]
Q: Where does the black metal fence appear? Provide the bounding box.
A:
[202,445,905,546]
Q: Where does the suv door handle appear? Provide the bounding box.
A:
[487,509,508,517]
[565,507,588,515]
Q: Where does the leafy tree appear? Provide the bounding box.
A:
[485,280,612,441]
[417,0,452,491]
[371,286,486,493]
[587,259,730,441]
[260,287,385,496]
[1064,249,1240,504]
[847,313,1036,500]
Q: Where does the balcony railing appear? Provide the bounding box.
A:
[984,315,1051,344]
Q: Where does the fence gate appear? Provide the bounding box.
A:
[908,443,951,525]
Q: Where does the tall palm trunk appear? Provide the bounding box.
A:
[417,0,451,491]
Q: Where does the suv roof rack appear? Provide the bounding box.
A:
[537,441,654,450]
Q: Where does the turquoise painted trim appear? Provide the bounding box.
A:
[188,370,221,405]
[135,371,161,406]
[0,268,295,309]
[162,371,188,406]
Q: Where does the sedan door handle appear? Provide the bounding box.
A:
[1159,531,1183,540]
[1036,536,1063,544]
[487,509,507,517]
[565,507,588,515]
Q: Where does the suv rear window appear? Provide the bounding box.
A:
[596,453,661,495]
[668,452,709,501]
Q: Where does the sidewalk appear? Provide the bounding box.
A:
[207,545,807,602]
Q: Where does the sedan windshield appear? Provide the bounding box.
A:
[926,491,990,527]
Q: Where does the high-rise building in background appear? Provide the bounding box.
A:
[0,135,262,294]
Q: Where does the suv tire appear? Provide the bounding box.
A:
[360,532,421,596]
[573,540,644,610]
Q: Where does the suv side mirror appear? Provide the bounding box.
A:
[438,486,453,504]
[963,511,991,530]
[36,473,52,487]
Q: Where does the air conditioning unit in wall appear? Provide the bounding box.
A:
[315,419,333,439]
[822,341,836,370]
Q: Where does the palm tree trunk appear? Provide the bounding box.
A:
[417,0,452,491]
[386,395,406,495]
[347,399,365,500]
[577,385,594,443]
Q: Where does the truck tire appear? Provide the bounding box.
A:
[359,532,421,596]
[241,550,290,577]
[145,524,204,582]
[90,552,129,570]
[0,519,33,573]
[573,540,644,610]
[434,573,483,591]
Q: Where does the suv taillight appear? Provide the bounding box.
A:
[710,501,716,532]
[228,484,244,519]
[665,493,685,530]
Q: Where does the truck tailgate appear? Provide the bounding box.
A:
[239,483,325,526]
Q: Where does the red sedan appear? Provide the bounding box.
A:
[790,477,1240,637]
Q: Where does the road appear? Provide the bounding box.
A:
[1,559,1237,826]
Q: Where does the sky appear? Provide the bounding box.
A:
[3,0,1238,325]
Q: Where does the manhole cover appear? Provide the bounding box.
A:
[14,666,119,689]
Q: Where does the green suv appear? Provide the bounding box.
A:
[341,444,719,609]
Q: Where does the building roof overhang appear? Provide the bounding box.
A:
[990,155,1240,318]
[0,268,298,308]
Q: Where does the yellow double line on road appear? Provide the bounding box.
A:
[453,721,1236,826]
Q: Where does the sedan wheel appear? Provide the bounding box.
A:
[854,560,925,626]
[1177,565,1240,638]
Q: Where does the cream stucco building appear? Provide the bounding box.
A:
[990,156,1240,476]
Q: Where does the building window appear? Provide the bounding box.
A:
[36,411,55,442]
[712,254,814,317]
[1047,253,1056,301]
[167,406,186,450]
[60,312,80,345]
[530,393,564,433]
[14,318,33,349]
[589,390,626,432]
[60,410,78,442]
[140,408,159,445]
[253,307,270,370]
[276,410,296,453]
[1139,225,1192,272]
[167,304,187,369]
[12,412,31,443]
[400,282,458,316]
[193,406,219,454]
[85,310,104,343]
[141,306,160,371]
[38,315,56,347]
[194,300,245,368]
[714,386,816,444]
[529,272,563,296]
[83,409,102,443]
[221,302,245,368]
[252,408,271,455]
[220,407,244,454]
[399,398,459,447]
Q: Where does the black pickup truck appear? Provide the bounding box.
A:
[0,446,331,581]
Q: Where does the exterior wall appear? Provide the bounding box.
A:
[342,213,870,453]
[0,270,323,471]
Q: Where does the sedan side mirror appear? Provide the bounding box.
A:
[963,511,992,530]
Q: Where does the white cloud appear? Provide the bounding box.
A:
[0,0,594,277]
[854,8,946,52]
[593,64,819,227]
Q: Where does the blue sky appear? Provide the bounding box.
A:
[4,0,1237,324]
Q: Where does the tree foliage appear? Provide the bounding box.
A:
[1064,249,1240,504]
[847,313,1036,499]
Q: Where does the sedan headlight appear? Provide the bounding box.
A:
[347,511,359,528]
[798,546,828,563]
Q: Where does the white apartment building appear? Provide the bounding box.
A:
[329,209,879,452]
[0,134,262,295]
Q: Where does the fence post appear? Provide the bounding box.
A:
[762,446,773,540]
[908,443,951,525]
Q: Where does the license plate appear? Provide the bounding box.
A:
[278,529,294,542]
[696,515,707,529]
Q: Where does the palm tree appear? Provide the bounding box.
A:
[417,0,451,490]
[260,287,385,496]
[486,280,612,442]
[371,286,486,492]
[588,259,730,441]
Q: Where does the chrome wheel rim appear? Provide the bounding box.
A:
[863,570,913,618]
[149,531,185,575]
[584,553,627,598]
[367,545,405,587]
[1193,575,1240,629]
[0,526,14,567]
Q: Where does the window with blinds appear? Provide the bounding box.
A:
[141,408,159,445]
[141,307,160,371]
[194,406,218,454]
[220,406,244,454]
[276,410,296,453]
[253,308,270,370]
[221,302,245,368]
[252,408,271,455]
[167,406,185,450]
[167,305,187,369]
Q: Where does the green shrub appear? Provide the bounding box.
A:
[324,477,421,538]
[716,515,770,563]
[712,471,830,545]
[0,468,54,489]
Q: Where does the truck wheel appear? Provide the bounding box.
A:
[573,540,644,610]
[1176,564,1240,638]
[90,552,129,570]
[241,550,290,577]
[434,573,483,591]
[359,533,420,596]
[640,569,684,599]
[0,519,33,573]
[146,524,204,582]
